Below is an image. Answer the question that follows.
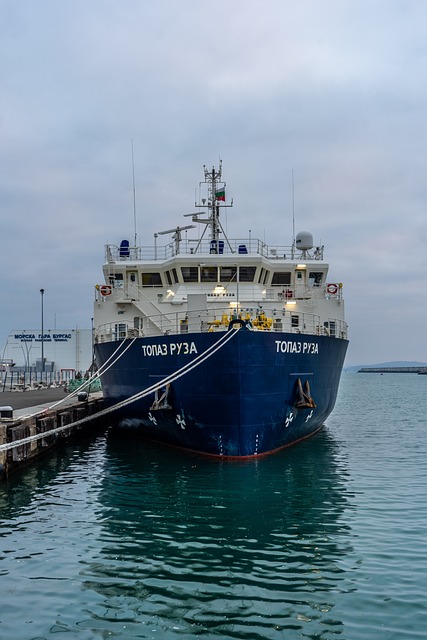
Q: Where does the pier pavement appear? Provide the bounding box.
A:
[0,388,70,412]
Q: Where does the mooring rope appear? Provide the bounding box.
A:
[17,337,138,421]
[98,325,237,413]
[0,328,238,452]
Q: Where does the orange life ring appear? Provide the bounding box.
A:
[326,283,338,294]
[100,285,112,296]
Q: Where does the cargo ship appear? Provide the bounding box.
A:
[93,162,348,457]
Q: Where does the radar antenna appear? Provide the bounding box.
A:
[157,225,195,254]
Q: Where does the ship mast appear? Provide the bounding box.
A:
[190,161,234,252]
[206,163,221,241]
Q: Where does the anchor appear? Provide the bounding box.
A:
[294,378,316,409]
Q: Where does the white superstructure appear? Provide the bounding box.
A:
[94,163,347,344]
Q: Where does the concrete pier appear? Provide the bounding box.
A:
[0,388,105,479]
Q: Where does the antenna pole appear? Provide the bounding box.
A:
[131,139,137,247]
[292,169,295,259]
[292,169,295,241]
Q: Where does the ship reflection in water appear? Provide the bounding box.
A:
[81,428,354,638]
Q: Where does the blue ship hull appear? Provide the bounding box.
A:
[95,329,348,457]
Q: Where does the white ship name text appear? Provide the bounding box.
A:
[275,340,319,354]
[141,341,198,357]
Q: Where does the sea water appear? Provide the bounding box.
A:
[0,372,426,639]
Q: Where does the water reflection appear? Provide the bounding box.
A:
[0,433,106,520]
[82,428,354,638]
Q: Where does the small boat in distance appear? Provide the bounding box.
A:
[93,162,348,457]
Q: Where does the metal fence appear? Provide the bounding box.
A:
[1,370,65,392]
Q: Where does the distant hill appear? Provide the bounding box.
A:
[345,361,427,372]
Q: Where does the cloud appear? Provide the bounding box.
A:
[1,0,427,365]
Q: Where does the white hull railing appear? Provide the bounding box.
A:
[95,308,348,343]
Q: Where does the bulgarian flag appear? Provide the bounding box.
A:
[215,186,226,201]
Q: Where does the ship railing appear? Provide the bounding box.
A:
[95,307,348,343]
[105,240,325,262]
[95,282,340,305]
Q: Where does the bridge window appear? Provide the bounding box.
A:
[271,272,291,286]
[239,266,256,282]
[220,266,237,283]
[181,267,198,282]
[309,272,323,286]
[141,273,162,286]
[201,266,218,282]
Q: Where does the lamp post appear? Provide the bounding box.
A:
[40,288,45,377]
[91,317,94,368]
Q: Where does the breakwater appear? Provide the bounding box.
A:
[358,367,427,374]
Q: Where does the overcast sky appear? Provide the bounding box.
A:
[1,0,426,366]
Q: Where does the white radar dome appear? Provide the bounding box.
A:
[295,231,313,251]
